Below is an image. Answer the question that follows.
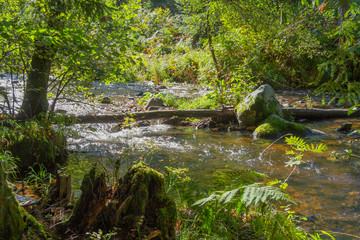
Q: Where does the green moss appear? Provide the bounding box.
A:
[254,114,311,139]
[112,161,176,239]
[0,163,47,240]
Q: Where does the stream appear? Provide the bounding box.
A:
[1,77,360,239]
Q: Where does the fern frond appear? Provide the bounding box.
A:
[241,183,295,206]
[214,169,267,188]
[219,188,240,203]
[193,192,220,206]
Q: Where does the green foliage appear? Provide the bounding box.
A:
[0,0,142,114]
[139,91,219,109]
[25,163,54,197]
[0,150,18,179]
[0,115,68,174]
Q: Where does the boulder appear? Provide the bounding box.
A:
[253,114,313,139]
[335,122,352,133]
[236,84,283,129]
[145,97,165,110]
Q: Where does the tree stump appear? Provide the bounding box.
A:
[65,162,177,240]
[68,166,109,233]
[98,162,177,239]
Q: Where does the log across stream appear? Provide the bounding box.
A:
[75,108,360,124]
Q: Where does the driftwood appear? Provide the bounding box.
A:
[74,108,360,124]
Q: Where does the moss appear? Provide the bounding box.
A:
[0,163,47,240]
[106,161,177,239]
[254,114,311,139]
[236,85,283,128]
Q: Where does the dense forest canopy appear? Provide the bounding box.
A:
[0,0,359,118]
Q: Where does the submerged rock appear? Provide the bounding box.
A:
[253,114,313,139]
[145,97,165,110]
[336,122,353,133]
[236,84,283,129]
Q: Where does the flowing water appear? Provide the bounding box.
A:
[1,77,360,239]
[67,118,360,239]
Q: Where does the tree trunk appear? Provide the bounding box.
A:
[17,43,56,120]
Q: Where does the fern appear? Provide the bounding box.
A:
[213,169,267,189]
[241,183,295,207]
[193,183,294,208]
[285,136,327,153]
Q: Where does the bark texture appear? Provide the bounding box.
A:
[66,162,177,240]
[18,43,56,120]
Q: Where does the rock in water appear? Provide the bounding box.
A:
[236,84,283,129]
[100,97,112,104]
[145,97,165,110]
[253,114,319,139]
[335,122,352,133]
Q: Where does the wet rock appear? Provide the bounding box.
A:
[348,130,360,138]
[145,97,165,110]
[253,114,313,139]
[136,91,144,96]
[100,97,112,104]
[157,85,167,90]
[282,103,293,108]
[236,84,283,129]
[336,122,352,133]
[0,73,5,78]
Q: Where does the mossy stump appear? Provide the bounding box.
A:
[68,166,108,233]
[99,162,177,239]
[67,162,177,239]
[6,123,68,175]
[0,163,47,239]
[42,171,72,208]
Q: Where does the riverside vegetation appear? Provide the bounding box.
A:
[1,0,360,239]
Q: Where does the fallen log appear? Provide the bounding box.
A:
[75,109,236,124]
[283,108,360,119]
[74,108,360,124]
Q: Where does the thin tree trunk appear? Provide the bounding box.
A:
[17,43,56,120]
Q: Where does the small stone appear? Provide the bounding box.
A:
[335,122,353,133]
[136,91,144,96]
[100,97,111,104]
[282,103,293,108]
[348,130,360,138]
[145,97,165,110]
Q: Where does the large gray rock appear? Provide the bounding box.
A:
[145,97,165,110]
[236,84,283,128]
